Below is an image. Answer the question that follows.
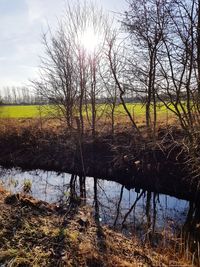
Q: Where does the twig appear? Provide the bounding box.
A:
[121,190,145,229]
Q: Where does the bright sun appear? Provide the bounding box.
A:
[79,27,100,53]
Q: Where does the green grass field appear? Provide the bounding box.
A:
[0,103,170,119]
[0,105,51,118]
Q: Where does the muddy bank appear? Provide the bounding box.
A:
[0,125,197,201]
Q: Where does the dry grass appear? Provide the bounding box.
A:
[0,188,197,266]
[0,111,181,144]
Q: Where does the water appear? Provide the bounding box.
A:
[0,167,189,237]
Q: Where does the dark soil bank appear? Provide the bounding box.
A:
[0,125,197,201]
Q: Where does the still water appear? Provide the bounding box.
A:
[0,167,189,236]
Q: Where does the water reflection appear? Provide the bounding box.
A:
[2,167,200,263]
[0,168,189,236]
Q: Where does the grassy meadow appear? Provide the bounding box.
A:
[0,103,172,122]
[0,105,50,118]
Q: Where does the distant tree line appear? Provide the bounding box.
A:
[0,86,47,105]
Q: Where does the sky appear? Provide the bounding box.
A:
[0,0,128,93]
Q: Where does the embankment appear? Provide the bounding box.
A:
[0,125,198,201]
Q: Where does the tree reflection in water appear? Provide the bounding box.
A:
[0,168,192,241]
[1,168,200,260]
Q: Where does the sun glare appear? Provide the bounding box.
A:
[79,27,100,53]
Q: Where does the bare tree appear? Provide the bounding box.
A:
[12,87,17,104]
[155,0,200,134]
[32,1,110,135]
[4,87,12,104]
[123,0,172,133]
[100,64,118,135]
[32,25,78,129]
[0,91,3,105]
[105,32,140,134]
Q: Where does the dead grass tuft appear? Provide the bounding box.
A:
[0,190,197,266]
